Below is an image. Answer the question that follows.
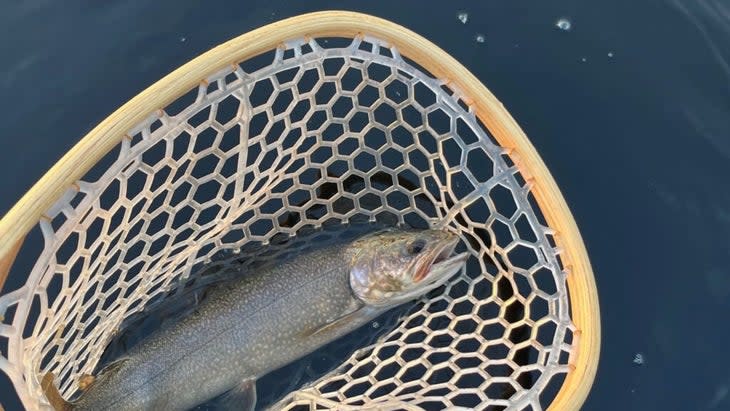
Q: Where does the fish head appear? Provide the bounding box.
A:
[348,228,468,307]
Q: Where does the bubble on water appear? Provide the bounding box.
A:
[475,34,485,43]
[608,51,614,58]
[556,18,572,31]
[581,57,587,62]
[372,321,380,329]
[633,353,644,365]
[457,12,468,24]
[179,36,187,43]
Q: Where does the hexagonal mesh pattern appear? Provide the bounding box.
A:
[0,35,575,410]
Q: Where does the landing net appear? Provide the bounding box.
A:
[0,12,599,411]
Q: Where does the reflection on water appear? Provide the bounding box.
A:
[671,0,730,83]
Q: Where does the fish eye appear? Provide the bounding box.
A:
[406,239,427,255]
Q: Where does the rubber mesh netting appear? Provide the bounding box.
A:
[0,35,576,410]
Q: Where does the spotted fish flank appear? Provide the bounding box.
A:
[43,228,467,411]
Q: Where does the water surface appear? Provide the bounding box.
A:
[1,1,729,409]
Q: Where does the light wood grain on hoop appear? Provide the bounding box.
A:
[0,10,599,410]
[0,238,23,294]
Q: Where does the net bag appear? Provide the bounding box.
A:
[0,11,599,411]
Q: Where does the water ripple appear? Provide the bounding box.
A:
[670,0,730,88]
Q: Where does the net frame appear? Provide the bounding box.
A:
[0,11,599,410]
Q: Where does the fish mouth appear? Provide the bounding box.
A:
[414,235,468,283]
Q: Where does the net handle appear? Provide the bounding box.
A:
[0,10,599,410]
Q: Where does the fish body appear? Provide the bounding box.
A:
[54,228,467,410]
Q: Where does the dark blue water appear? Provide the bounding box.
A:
[1,1,729,409]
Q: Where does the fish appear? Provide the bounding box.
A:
[43,227,468,411]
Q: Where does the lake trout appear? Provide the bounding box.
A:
[43,228,467,410]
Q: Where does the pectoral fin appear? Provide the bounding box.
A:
[219,378,256,411]
[300,305,376,339]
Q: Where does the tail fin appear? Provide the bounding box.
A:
[41,372,72,411]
